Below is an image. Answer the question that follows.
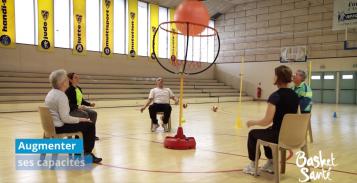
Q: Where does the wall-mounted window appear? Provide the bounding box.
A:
[138,1,148,56]
[54,0,70,48]
[15,0,35,44]
[342,75,353,79]
[114,0,125,54]
[158,7,168,58]
[324,75,334,80]
[86,0,100,51]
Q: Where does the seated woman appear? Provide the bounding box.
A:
[45,69,102,163]
[243,65,299,175]
[65,72,99,140]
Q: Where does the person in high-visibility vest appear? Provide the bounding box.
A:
[292,70,313,113]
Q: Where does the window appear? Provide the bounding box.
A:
[158,7,168,58]
[311,76,321,80]
[207,20,215,63]
[54,0,70,48]
[342,75,353,79]
[192,36,200,61]
[177,20,215,62]
[186,36,193,61]
[114,0,125,54]
[177,34,184,60]
[200,28,208,62]
[137,1,148,56]
[86,0,100,51]
[15,0,35,44]
[324,75,334,80]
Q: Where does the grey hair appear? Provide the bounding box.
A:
[156,77,163,81]
[49,69,67,89]
[297,69,307,81]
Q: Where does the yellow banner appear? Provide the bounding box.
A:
[128,0,137,58]
[169,9,177,64]
[150,4,159,60]
[0,0,15,48]
[37,0,54,51]
[102,0,114,57]
[73,0,86,55]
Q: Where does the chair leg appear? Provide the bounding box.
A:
[67,136,73,158]
[273,146,280,183]
[40,133,47,162]
[168,117,171,131]
[254,141,261,177]
[280,148,286,174]
[301,145,310,181]
[308,119,313,143]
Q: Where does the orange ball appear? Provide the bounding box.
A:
[174,0,209,36]
[183,103,188,108]
[212,106,218,112]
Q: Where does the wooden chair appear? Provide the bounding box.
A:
[38,106,83,160]
[150,112,171,132]
[254,114,311,183]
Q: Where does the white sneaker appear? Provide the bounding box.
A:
[151,124,159,132]
[163,123,169,132]
[260,160,274,174]
[243,162,257,176]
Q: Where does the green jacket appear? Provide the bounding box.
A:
[292,82,313,112]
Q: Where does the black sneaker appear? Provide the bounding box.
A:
[91,153,102,164]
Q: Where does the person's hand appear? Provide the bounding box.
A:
[79,105,86,110]
[175,100,179,105]
[140,107,146,113]
[79,118,91,123]
[90,103,95,107]
[247,120,255,128]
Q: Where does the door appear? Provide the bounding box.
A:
[339,72,355,104]
[322,72,336,104]
[310,72,323,103]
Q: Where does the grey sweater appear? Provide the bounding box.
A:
[45,89,79,127]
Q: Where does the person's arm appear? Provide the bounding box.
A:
[247,103,275,127]
[58,94,89,123]
[141,89,154,112]
[65,86,79,111]
[168,88,178,104]
[141,98,153,112]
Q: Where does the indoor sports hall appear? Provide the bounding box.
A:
[0,0,356,183]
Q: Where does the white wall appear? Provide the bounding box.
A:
[0,44,215,79]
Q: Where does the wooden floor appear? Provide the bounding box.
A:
[0,101,356,183]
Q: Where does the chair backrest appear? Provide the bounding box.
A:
[278,113,311,149]
[38,106,57,137]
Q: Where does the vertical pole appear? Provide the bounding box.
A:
[239,57,244,112]
[308,60,312,86]
[336,72,340,104]
[179,73,184,127]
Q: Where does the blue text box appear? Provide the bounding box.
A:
[15,139,83,154]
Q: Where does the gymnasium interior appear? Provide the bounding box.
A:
[0,0,356,182]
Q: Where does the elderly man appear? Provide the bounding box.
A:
[141,77,178,132]
[292,69,313,113]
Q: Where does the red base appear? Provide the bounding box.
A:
[164,127,196,150]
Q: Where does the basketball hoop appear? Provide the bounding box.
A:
[152,21,220,150]
[280,46,307,63]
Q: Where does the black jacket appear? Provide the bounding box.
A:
[65,85,91,112]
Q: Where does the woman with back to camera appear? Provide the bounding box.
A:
[243,65,299,175]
